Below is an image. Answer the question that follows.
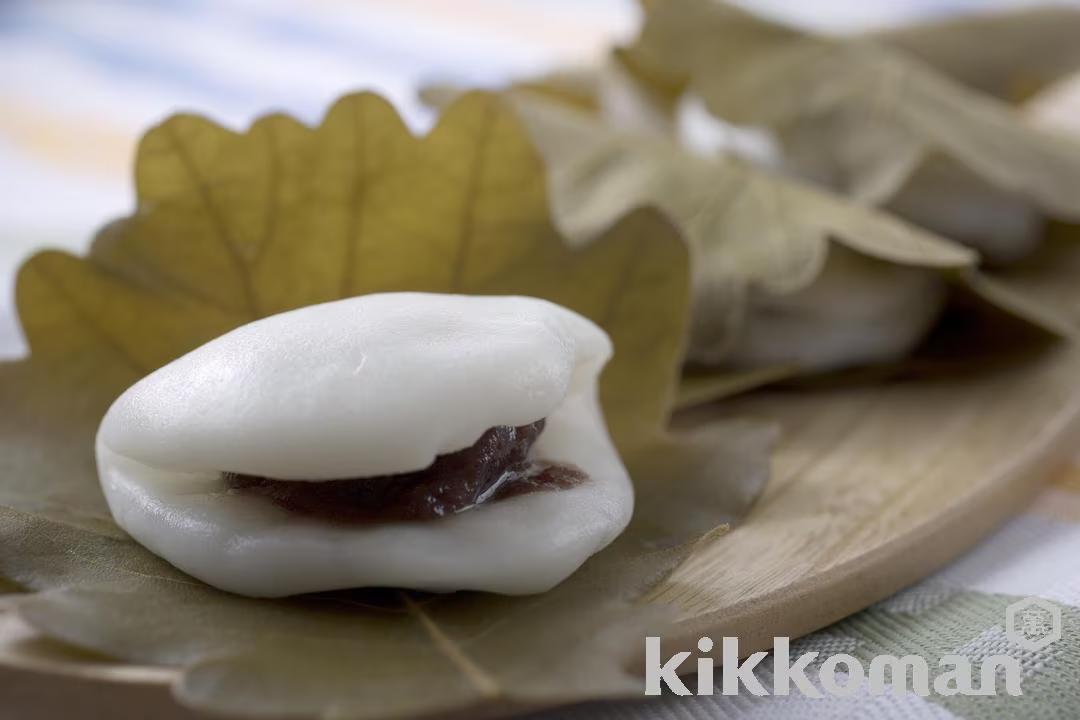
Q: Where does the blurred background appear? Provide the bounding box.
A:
[1,0,1077,357]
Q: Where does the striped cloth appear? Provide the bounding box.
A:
[532,468,1080,719]
[2,2,1078,718]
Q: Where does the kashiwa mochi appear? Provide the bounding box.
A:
[695,245,946,372]
[783,116,1043,266]
[883,157,1043,266]
[96,293,633,597]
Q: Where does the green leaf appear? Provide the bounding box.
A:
[621,0,1080,243]
[960,269,1079,341]
[0,91,774,717]
[509,94,975,372]
[617,0,1080,321]
[676,365,798,410]
[874,6,1080,103]
[7,92,689,458]
[3,414,773,718]
[426,84,1069,392]
[961,222,1080,335]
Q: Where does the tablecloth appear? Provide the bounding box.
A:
[2,2,1078,718]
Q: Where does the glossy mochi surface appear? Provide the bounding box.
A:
[96,293,632,597]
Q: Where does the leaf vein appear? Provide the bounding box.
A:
[162,123,260,318]
[450,98,498,290]
[399,592,500,698]
[252,123,282,265]
[342,100,369,296]
[28,262,148,376]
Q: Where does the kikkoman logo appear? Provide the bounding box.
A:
[1005,596,1062,651]
[646,597,1063,699]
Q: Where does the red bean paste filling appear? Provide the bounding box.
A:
[223,419,587,523]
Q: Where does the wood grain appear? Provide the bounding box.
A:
[3,340,1080,716]
[660,339,1080,657]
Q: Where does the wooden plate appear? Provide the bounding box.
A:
[660,339,1080,657]
[4,340,1080,717]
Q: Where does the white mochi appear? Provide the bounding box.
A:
[96,293,632,597]
[723,246,945,373]
[884,157,1043,266]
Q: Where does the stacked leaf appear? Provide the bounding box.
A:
[0,92,776,718]
[508,94,974,375]
[997,61,1080,330]
[426,89,1065,398]
[619,0,1080,266]
[421,0,1080,402]
[873,6,1080,103]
